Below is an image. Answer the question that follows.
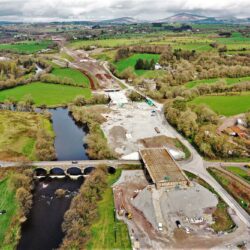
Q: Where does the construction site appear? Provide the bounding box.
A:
[101,101,177,157]
[112,167,248,249]
[50,45,250,248]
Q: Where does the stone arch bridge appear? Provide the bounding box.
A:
[32,160,141,177]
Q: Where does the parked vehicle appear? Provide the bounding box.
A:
[158,222,163,231]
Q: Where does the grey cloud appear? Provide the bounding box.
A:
[0,0,249,22]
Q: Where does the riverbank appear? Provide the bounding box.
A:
[0,167,33,249]
[86,169,131,250]
[69,105,116,160]
[0,110,55,162]
[60,167,131,249]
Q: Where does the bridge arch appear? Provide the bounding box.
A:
[107,166,116,174]
[49,167,65,176]
[83,166,96,175]
[34,168,47,177]
[66,167,83,176]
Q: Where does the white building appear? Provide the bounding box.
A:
[155,63,162,70]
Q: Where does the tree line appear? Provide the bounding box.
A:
[164,99,249,159]
[69,105,116,160]
[60,167,108,249]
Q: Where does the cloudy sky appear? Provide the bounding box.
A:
[0,0,249,22]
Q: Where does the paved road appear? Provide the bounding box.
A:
[0,160,141,168]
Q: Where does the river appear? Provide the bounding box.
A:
[17,177,84,250]
[49,108,89,161]
[17,107,89,249]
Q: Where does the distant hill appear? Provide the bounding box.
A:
[157,12,250,24]
[0,21,22,25]
[158,13,208,23]
[97,17,144,25]
[0,13,249,26]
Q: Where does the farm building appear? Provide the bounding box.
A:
[139,148,190,189]
[225,125,249,139]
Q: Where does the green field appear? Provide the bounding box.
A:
[226,167,250,183]
[0,111,53,161]
[216,32,250,44]
[51,68,90,87]
[0,82,92,106]
[70,38,142,49]
[190,92,250,116]
[215,32,250,51]
[149,35,214,52]
[185,76,250,88]
[70,32,169,49]
[0,40,53,54]
[0,178,18,247]
[87,169,131,250]
[77,31,250,55]
[114,53,160,75]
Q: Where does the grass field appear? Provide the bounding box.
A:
[215,32,250,51]
[69,32,173,49]
[0,178,18,248]
[0,40,53,54]
[114,53,160,75]
[185,76,250,88]
[190,92,250,116]
[0,111,53,161]
[148,34,215,52]
[0,82,92,106]
[226,167,250,183]
[87,169,131,250]
[51,68,90,87]
[70,38,142,49]
[73,31,250,55]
